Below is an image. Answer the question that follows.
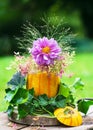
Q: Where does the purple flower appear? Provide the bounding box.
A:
[30,37,61,65]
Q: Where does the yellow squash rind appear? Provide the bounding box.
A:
[26,71,60,97]
[54,106,82,126]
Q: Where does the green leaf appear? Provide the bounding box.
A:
[78,100,93,114]
[33,100,40,107]
[38,95,48,106]
[5,88,18,102]
[7,105,14,117]
[29,107,36,115]
[7,72,25,88]
[56,99,66,108]
[55,95,66,108]
[29,88,34,96]
[28,88,34,102]
[72,78,84,89]
[58,83,70,97]
[66,93,74,104]
[49,98,56,106]
[18,104,29,119]
[10,88,29,105]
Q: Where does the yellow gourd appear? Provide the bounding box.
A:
[26,71,60,97]
[54,106,82,126]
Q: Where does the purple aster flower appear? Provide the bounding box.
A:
[29,37,61,65]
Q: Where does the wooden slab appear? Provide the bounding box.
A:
[9,112,61,126]
[9,111,93,126]
[8,105,93,126]
[21,125,93,130]
[1,111,93,130]
[0,112,27,130]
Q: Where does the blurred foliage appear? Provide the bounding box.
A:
[0,0,93,55]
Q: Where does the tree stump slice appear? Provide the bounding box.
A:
[8,105,93,127]
[9,111,61,126]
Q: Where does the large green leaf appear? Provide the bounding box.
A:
[18,104,30,119]
[56,99,66,107]
[72,78,84,89]
[58,83,70,97]
[28,88,34,102]
[66,93,74,105]
[10,88,29,105]
[7,105,14,117]
[48,97,56,106]
[55,95,66,108]
[78,100,93,114]
[33,100,40,107]
[38,95,49,106]
[5,87,18,102]
[7,72,25,88]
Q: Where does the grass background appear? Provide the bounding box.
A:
[0,53,93,111]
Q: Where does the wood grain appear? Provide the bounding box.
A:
[9,112,61,126]
[8,111,93,126]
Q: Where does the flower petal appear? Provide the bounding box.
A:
[30,37,61,65]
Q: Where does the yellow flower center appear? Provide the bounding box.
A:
[42,46,50,54]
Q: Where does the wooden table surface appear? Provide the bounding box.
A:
[1,106,93,130]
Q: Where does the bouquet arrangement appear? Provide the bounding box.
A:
[5,19,85,126]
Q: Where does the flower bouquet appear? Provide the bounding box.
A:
[5,19,85,126]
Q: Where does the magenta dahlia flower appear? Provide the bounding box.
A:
[30,37,61,65]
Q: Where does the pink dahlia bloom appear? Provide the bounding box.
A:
[30,37,61,65]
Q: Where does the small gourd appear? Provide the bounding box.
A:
[26,71,60,97]
[54,106,82,126]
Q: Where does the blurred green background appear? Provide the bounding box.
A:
[0,0,93,111]
[0,0,93,55]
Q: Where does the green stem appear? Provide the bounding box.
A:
[41,106,53,116]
